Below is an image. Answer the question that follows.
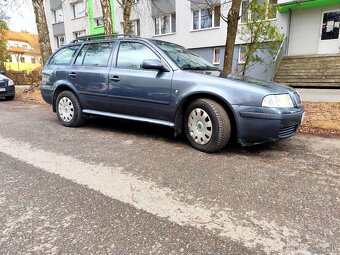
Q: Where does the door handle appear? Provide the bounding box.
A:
[69,72,77,78]
[110,75,120,82]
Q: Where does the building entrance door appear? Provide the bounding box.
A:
[318,11,340,54]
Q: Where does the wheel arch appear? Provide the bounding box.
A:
[174,93,238,141]
[52,84,79,112]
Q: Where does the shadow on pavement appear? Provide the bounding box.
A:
[83,115,287,155]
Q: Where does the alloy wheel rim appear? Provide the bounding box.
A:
[188,108,212,145]
[58,97,74,123]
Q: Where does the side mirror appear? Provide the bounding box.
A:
[142,59,167,71]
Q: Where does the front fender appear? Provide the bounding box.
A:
[171,88,239,138]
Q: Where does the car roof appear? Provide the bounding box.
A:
[69,34,149,45]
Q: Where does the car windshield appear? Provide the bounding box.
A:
[155,41,218,71]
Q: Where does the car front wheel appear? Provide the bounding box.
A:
[56,91,85,127]
[184,99,231,152]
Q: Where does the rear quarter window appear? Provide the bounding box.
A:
[49,45,80,65]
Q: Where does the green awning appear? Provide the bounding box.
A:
[278,0,340,13]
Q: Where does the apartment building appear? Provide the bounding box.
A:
[43,0,281,80]
[43,0,340,84]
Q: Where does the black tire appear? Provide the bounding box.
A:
[5,95,14,100]
[56,91,85,127]
[184,99,231,152]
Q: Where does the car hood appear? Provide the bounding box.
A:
[183,70,295,94]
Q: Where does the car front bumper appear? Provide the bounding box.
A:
[0,85,15,97]
[233,105,305,146]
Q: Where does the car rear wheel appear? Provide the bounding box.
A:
[56,91,85,127]
[184,99,231,152]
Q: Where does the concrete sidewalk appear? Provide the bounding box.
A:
[296,89,340,103]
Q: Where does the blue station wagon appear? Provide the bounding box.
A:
[41,35,304,152]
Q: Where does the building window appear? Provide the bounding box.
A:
[72,2,85,19]
[239,45,247,64]
[23,45,27,49]
[122,19,140,36]
[241,0,277,23]
[213,48,220,64]
[268,0,277,19]
[95,18,104,27]
[154,14,176,35]
[240,0,250,23]
[122,0,139,4]
[20,57,25,63]
[53,8,64,23]
[8,56,12,62]
[74,30,86,38]
[57,35,65,48]
[192,6,220,31]
[31,57,36,64]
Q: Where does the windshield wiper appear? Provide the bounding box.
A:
[181,65,218,71]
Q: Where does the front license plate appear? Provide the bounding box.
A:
[300,112,305,125]
[0,88,6,92]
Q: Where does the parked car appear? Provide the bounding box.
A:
[40,35,304,152]
[0,72,15,100]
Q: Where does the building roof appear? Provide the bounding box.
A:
[278,0,340,13]
[5,30,41,55]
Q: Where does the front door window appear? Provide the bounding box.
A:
[116,42,160,70]
[321,11,340,40]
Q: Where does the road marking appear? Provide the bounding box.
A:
[0,135,311,254]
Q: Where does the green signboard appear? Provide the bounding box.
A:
[88,0,115,35]
[278,0,340,13]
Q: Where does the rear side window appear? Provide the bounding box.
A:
[49,46,80,65]
[74,43,114,66]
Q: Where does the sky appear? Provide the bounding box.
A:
[5,0,37,34]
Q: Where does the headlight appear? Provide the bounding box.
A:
[262,94,294,108]
[7,79,14,86]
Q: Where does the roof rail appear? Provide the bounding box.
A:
[70,33,140,43]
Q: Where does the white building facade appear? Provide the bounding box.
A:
[277,0,340,56]
[43,0,340,81]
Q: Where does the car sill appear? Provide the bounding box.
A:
[82,109,175,127]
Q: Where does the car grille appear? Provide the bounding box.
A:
[278,125,298,138]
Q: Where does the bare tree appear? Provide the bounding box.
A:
[0,20,9,70]
[224,0,242,75]
[32,0,52,65]
[117,0,133,35]
[100,0,114,35]
[239,1,283,76]
[190,0,243,75]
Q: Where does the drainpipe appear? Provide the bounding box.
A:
[286,7,292,55]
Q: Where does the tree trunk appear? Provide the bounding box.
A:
[123,0,133,35]
[222,0,242,75]
[100,0,114,35]
[32,0,52,65]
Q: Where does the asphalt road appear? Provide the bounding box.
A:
[0,100,339,255]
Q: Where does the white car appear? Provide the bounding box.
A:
[0,73,15,100]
